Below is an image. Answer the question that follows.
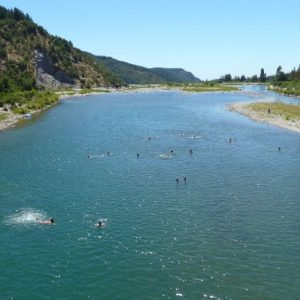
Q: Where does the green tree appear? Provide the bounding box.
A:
[251,75,258,82]
[259,68,266,82]
[224,74,232,81]
[276,65,286,81]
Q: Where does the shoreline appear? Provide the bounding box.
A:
[0,87,167,132]
[228,102,300,133]
[0,86,237,132]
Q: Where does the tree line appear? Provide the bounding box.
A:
[219,65,300,83]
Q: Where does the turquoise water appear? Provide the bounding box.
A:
[1,86,299,299]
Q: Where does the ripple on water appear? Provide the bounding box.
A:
[3,208,48,226]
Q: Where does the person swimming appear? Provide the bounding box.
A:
[96,219,105,227]
[37,217,55,224]
[176,178,179,183]
[137,153,140,157]
[189,149,193,154]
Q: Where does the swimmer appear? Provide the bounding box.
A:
[96,219,105,227]
[278,147,281,151]
[37,217,55,224]
[137,153,140,157]
[107,151,110,156]
[176,178,179,183]
[170,150,174,155]
[189,149,193,154]
[229,138,232,143]
[184,177,187,182]
[148,137,151,141]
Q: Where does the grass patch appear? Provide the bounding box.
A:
[167,82,239,93]
[79,88,111,95]
[0,112,7,121]
[246,102,300,121]
[0,90,59,114]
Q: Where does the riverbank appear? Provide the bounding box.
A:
[0,84,239,131]
[268,82,300,97]
[229,102,300,133]
[0,110,24,131]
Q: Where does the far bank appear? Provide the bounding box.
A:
[228,102,300,133]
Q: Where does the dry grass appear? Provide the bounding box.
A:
[246,102,300,121]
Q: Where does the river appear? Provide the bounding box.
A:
[0,85,299,299]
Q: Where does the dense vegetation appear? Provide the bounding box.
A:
[95,56,200,84]
[0,5,122,95]
[269,66,300,96]
[0,5,124,113]
[0,90,59,114]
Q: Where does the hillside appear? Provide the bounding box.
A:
[0,6,123,93]
[150,67,200,83]
[95,56,164,84]
[0,5,201,94]
[96,56,201,84]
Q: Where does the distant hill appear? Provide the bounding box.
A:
[0,5,200,94]
[150,68,201,83]
[0,6,123,93]
[95,56,164,84]
[95,56,201,84]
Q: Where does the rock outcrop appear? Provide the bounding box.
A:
[34,50,75,88]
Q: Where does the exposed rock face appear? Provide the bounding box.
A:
[34,50,75,88]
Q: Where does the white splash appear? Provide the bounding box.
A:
[4,208,47,225]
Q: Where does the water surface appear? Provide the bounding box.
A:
[1,86,299,299]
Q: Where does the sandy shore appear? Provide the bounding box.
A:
[228,102,300,133]
[0,110,24,131]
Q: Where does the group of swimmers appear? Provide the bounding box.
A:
[36,218,104,228]
[176,177,187,183]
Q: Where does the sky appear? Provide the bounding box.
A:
[1,0,299,80]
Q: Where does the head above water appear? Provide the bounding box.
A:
[50,218,55,223]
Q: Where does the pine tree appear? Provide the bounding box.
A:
[259,68,266,82]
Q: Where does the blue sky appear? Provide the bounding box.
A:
[1,0,299,79]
